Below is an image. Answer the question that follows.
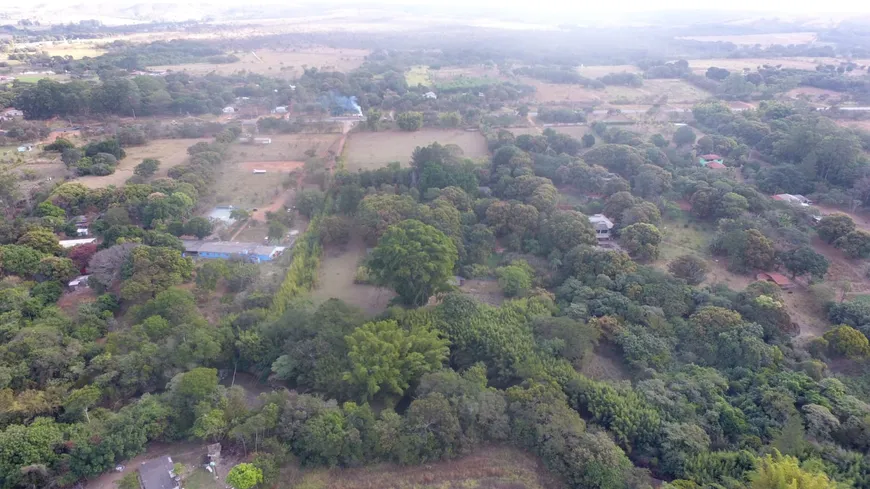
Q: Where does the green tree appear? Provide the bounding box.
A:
[823,325,870,359]
[495,260,534,297]
[582,133,596,148]
[134,158,160,177]
[116,472,140,489]
[37,256,78,283]
[226,463,263,489]
[230,208,251,221]
[366,109,382,130]
[267,221,287,241]
[621,223,662,261]
[668,255,709,285]
[295,190,325,219]
[17,228,61,255]
[674,126,697,146]
[183,217,213,239]
[438,111,461,128]
[717,192,749,218]
[817,214,855,244]
[633,164,672,199]
[780,246,829,280]
[650,133,668,148]
[196,260,229,292]
[835,230,870,259]
[35,201,66,219]
[749,451,837,489]
[541,210,597,252]
[120,245,194,301]
[368,220,458,305]
[397,111,424,131]
[344,320,448,402]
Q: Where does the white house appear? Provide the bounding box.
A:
[253,137,272,145]
[271,106,288,114]
[588,214,614,240]
[222,106,235,114]
[423,91,437,99]
[59,238,97,249]
[76,227,89,237]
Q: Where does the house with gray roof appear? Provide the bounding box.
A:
[138,456,179,489]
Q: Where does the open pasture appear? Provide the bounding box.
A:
[343,129,489,171]
[686,56,855,75]
[151,47,369,78]
[231,133,340,162]
[311,235,396,315]
[75,137,209,188]
[523,77,709,105]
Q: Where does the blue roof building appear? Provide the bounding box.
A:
[181,240,288,263]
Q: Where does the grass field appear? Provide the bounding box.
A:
[343,129,489,171]
[521,77,709,105]
[686,56,856,75]
[39,42,106,59]
[286,445,561,489]
[231,133,341,162]
[311,234,396,315]
[678,32,818,46]
[405,65,432,86]
[75,138,210,188]
[152,47,369,78]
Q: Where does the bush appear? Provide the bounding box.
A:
[496,260,533,297]
[668,255,709,285]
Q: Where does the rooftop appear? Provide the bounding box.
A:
[59,238,97,248]
[588,214,614,229]
[705,162,727,169]
[182,240,288,258]
[756,272,792,287]
[139,456,178,489]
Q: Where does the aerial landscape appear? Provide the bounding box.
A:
[6,1,870,489]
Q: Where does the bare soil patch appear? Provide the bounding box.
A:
[343,130,489,171]
[75,138,210,188]
[311,235,396,315]
[286,445,561,489]
[460,279,505,306]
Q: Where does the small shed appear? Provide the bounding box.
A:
[699,154,724,166]
[17,144,33,152]
[589,214,615,240]
[253,137,272,145]
[756,272,793,289]
[272,106,288,114]
[424,91,437,99]
[67,275,90,291]
[76,227,89,236]
[222,106,235,114]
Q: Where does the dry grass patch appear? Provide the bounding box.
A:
[231,133,341,162]
[75,137,210,188]
[311,235,396,315]
[343,129,489,171]
[152,47,369,78]
[286,445,561,489]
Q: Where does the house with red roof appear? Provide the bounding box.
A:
[698,154,724,167]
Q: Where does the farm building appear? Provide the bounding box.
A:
[253,137,272,145]
[424,91,437,99]
[699,154,724,166]
[589,214,614,240]
[139,456,180,489]
[17,144,33,152]
[222,106,235,114]
[773,194,812,206]
[59,238,97,249]
[756,272,793,289]
[181,240,288,263]
[67,275,90,291]
[272,106,288,114]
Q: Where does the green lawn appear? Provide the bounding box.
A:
[404,65,431,87]
[657,216,712,262]
[184,469,221,489]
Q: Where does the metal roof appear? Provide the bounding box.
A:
[139,456,178,489]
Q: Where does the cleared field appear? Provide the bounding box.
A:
[241,160,305,172]
[577,64,641,77]
[212,164,291,209]
[343,129,489,171]
[287,445,560,489]
[75,138,210,188]
[152,48,369,78]
[687,57,848,74]
[231,133,340,162]
[522,78,709,105]
[678,32,818,46]
[405,65,432,86]
[40,43,106,59]
[311,235,396,315]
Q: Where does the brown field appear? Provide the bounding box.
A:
[311,235,396,315]
[523,77,709,105]
[241,160,305,172]
[231,133,341,162]
[343,129,489,171]
[75,137,210,188]
[211,164,293,209]
[152,47,369,78]
[286,445,561,489]
[686,56,852,74]
[678,32,818,46]
[786,87,847,104]
[576,64,641,77]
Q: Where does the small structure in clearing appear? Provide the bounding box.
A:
[424,91,437,99]
[699,153,724,166]
[222,106,235,114]
[17,144,33,152]
[772,194,812,206]
[59,237,97,249]
[139,456,180,489]
[756,272,793,289]
[67,275,90,291]
[589,214,614,240]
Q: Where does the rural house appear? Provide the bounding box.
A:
[181,240,288,263]
[222,106,235,114]
[588,214,614,240]
[271,106,288,114]
[16,144,33,152]
[756,272,793,289]
[699,154,724,167]
[139,456,180,489]
[424,91,437,99]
